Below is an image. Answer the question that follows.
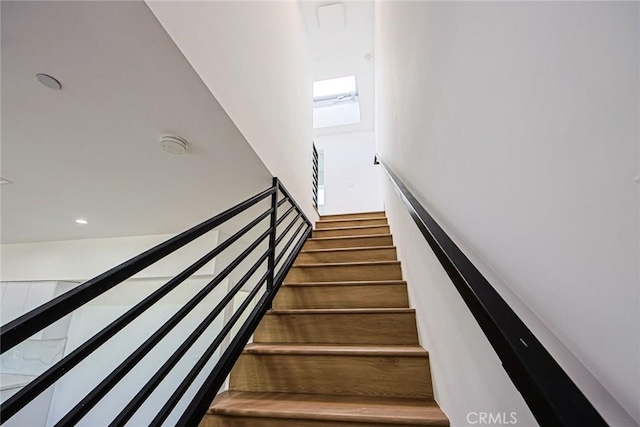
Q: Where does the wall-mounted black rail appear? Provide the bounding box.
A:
[312,142,319,209]
[375,155,607,427]
[0,177,312,427]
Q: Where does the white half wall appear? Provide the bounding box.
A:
[146,1,318,222]
[314,131,382,215]
[376,1,639,426]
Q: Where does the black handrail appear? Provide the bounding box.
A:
[376,155,607,427]
[0,178,312,426]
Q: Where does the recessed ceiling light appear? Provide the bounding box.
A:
[75,219,88,225]
[160,135,188,154]
[0,177,13,185]
[36,73,62,90]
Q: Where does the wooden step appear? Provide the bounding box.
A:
[304,235,393,250]
[295,246,397,264]
[229,344,433,399]
[320,211,386,221]
[313,225,390,238]
[274,281,409,309]
[203,392,449,427]
[315,218,388,229]
[255,309,419,345]
[285,261,402,283]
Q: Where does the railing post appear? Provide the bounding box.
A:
[267,177,278,298]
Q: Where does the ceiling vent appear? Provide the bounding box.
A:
[317,3,345,30]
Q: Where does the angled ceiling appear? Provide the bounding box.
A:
[299,1,375,136]
[0,1,272,244]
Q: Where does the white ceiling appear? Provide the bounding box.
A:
[299,1,375,136]
[0,1,272,244]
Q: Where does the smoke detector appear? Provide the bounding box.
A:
[36,73,62,90]
[160,136,188,154]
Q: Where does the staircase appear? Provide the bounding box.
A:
[201,211,449,427]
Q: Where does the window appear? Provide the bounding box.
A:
[313,76,360,129]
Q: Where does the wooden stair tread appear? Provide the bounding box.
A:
[282,280,407,287]
[267,308,414,315]
[292,260,400,268]
[320,211,386,220]
[307,234,393,242]
[243,343,428,357]
[314,225,390,232]
[208,391,449,425]
[300,245,395,254]
[318,217,387,223]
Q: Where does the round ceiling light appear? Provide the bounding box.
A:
[75,219,88,225]
[36,73,62,90]
[160,135,189,154]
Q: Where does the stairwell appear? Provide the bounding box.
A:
[201,211,449,427]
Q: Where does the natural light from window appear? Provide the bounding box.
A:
[313,75,361,129]
[313,76,357,99]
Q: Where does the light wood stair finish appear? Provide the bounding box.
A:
[229,344,432,399]
[203,211,448,427]
[320,211,386,221]
[204,392,449,427]
[273,281,409,309]
[295,246,397,264]
[313,225,390,238]
[255,308,419,345]
[304,234,393,250]
[286,261,402,283]
[315,217,388,229]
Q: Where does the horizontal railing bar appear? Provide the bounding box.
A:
[109,248,271,426]
[376,155,606,426]
[150,270,270,426]
[277,197,288,208]
[0,206,273,423]
[52,226,272,426]
[275,213,302,247]
[275,205,295,227]
[275,221,307,267]
[175,225,312,427]
[276,180,312,227]
[0,187,275,354]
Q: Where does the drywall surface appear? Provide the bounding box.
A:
[376,1,639,425]
[0,232,218,282]
[381,178,537,426]
[146,1,317,222]
[314,131,382,214]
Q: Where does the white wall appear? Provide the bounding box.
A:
[376,2,639,426]
[146,1,318,223]
[0,231,248,426]
[0,232,218,283]
[314,131,382,214]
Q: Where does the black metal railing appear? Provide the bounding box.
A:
[0,177,312,427]
[375,155,607,427]
[312,142,319,209]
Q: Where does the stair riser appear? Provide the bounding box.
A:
[255,313,419,345]
[320,212,385,221]
[202,416,434,427]
[295,247,397,264]
[304,236,393,250]
[273,284,409,309]
[285,264,402,283]
[313,226,390,238]
[315,218,388,229]
[230,354,432,399]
